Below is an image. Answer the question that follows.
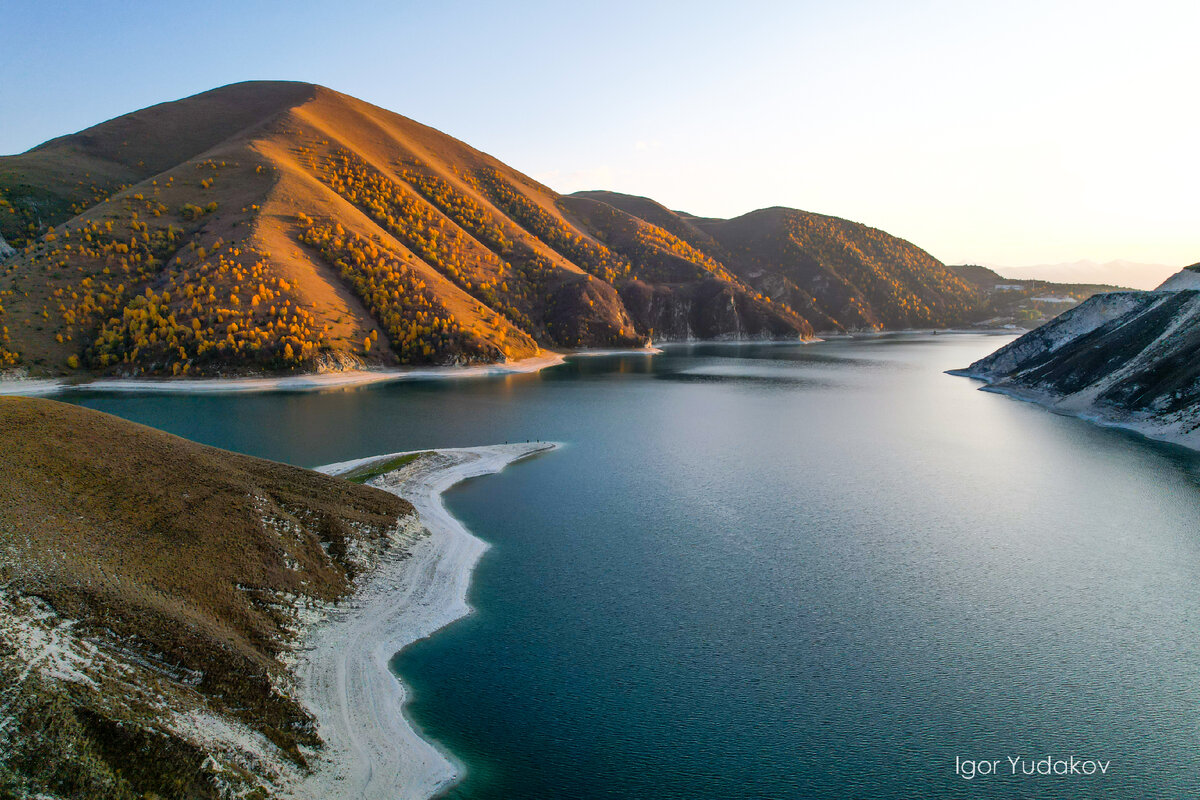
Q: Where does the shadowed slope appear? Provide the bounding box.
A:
[571,191,983,332]
[693,206,980,330]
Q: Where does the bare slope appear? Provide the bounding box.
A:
[954,274,1200,450]
[0,396,414,799]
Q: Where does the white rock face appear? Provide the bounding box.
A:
[958,291,1153,378]
[1154,266,1200,291]
[0,233,14,260]
[954,287,1200,452]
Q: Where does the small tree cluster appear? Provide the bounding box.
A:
[297,217,535,364]
[314,151,547,337]
[3,183,330,375]
[0,290,18,367]
[466,167,631,284]
[85,240,328,374]
[397,167,513,255]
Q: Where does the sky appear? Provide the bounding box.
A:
[1,0,1196,267]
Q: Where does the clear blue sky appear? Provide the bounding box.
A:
[2,0,1196,266]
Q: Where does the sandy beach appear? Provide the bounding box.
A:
[0,353,569,397]
[0,376,67,396]
[0,348,667,397]
[293,442,556,800]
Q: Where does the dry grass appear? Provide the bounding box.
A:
[0,396,414,796]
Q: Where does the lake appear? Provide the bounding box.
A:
[67,335,1200,799]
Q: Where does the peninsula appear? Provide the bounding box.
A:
[0,395,551,798]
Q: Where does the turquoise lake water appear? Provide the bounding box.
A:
[68,335,1200,798]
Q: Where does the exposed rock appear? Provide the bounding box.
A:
[953,288,1200,450]
[618,278,811,341]
[1155,264,1200,291]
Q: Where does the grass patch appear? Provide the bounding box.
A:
[0,396,415,796]
[343,451,428,484]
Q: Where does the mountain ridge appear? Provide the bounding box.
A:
[0,81,1067,378]
[987,259,1180,291]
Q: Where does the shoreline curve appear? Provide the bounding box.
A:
[950,370,1200,453]
[0,347,665,397]
[291,442,556,800]
[0,353,569,397]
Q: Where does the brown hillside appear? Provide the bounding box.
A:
[694,207,980,329]
[0,81,989,377]
[569,190,726,256]
[0,395,414,797]
[572,192,983,331]
[561,194,811,338]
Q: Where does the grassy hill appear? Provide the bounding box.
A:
[1,81,994,378]
[0,395,414,798]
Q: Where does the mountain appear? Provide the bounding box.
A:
[988,260,1180,291]
[953,264,1200,450]
[0,395,416,798]
[0,81,989,378]
[946,263,1122,328]
[571,191,981,332]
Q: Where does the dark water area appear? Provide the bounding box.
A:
[68,335,1200,798]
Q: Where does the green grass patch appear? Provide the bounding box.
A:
[343,451,428,484]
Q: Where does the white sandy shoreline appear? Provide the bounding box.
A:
[293,442,557,800]
[0,353,568,397]
[0,347,667,397]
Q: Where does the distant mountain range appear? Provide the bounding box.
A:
[0,80,1017,378]
[945,263,1120,328]
[986,260,1180,291]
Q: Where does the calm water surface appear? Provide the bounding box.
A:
[68,335,1200,799]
